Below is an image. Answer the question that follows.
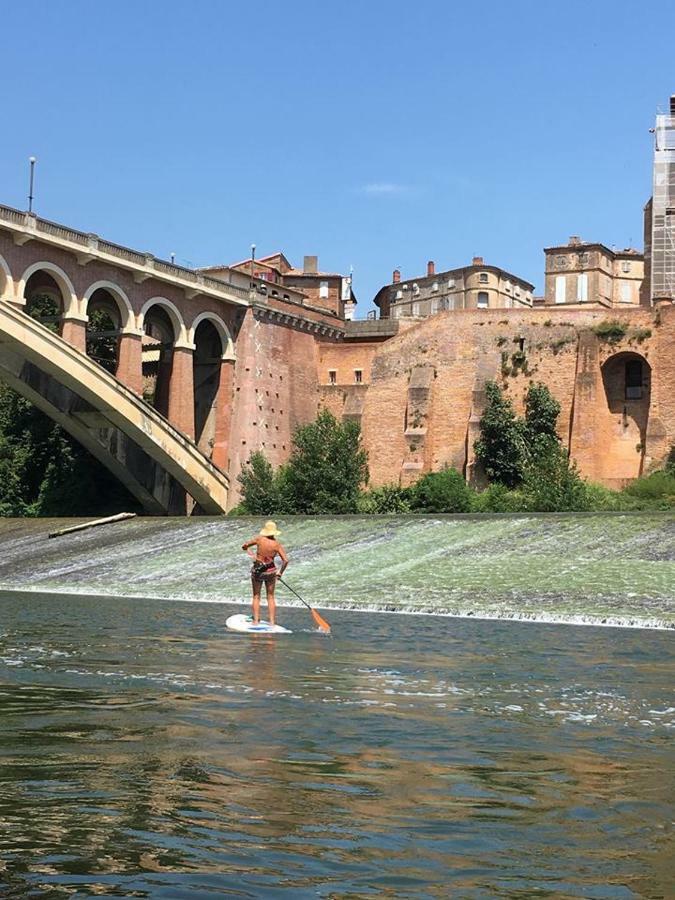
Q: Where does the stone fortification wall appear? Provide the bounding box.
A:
[227,308,320,505]
[318,306,675,490]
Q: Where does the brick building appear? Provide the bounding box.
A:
[200,253,356,319]
[373,257,534,319]
[542,237,644,308]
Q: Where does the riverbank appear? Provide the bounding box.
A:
[0,513,673,630]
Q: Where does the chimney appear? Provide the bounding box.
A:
[427,260,435,277]
[472,256,484,266]
[303,255,318,274]
[569,235,581,245]
[670,95,675,116]
[393,268,401,284]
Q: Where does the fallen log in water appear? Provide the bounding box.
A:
[48,512,137,539]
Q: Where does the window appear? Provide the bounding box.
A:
[625,360,642,400]
[620,282,632,303]
[621,261,631,273]
[431,281,439,292]
[328,370,336,385]
[354,369,362,384]
[412,302,421,316]
[319,281,329,299]
[395,289,403,300]
[555,275,566,304]
[479,272,489,283]
[505,280,512,292]
[447,279,455,288]
[577,273,588,302]
[477,291,489,308]
[412,283,420,295]
[431,297,440,314]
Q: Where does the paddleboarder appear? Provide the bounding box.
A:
[242,521,288,626]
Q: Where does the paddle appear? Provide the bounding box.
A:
[277,576,331,633]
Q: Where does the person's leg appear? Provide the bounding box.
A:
[264,577,277,626]
[251,577,262,623]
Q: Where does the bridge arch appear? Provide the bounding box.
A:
[19,261,78,320]
[0,301,229,514]
[83,280,134,330]
[0,253,13,300]
[188,312,235,360]
[138,297,189,420]
[191,315,235,456]
[138,297,188,345]
[82,282,134,376]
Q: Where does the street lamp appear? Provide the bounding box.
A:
[28,156,36,213]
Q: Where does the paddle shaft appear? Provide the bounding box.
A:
[276,575,312,610]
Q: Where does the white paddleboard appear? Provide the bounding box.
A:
[226,613,292,634]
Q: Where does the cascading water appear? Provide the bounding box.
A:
[0,513,673,629]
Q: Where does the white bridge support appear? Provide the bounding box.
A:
[0,302,229,514]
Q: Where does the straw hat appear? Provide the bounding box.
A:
[259,520,281,537]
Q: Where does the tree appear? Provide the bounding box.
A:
[283,410,369,513]
[237,451,286,514]
[0,383,141,516]
[410,467,472,513]
[474,381,525,487]
[520,435,590,512]
[524,382,561,449]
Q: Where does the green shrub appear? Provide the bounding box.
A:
[524,382,561,447]
[521,437,590,512]
[474,381,525,488]
[410,467,472,513]
[357,484,412,513]
[471,483,527,512]
[237,451,286,514]
[593,320,627,343]
[623,470,675,507]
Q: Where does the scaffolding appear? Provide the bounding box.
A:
[650,95,675,301]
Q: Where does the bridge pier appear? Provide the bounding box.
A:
[116,330,144,395]
[60,315,87,353]
[212,358,234,470]
[168,345,195,440]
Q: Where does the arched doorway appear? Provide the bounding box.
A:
[23,271,65,334]
[85,288,122,375]
[142,305,177,418]
[600,352,651,482]
[193,319,224,453]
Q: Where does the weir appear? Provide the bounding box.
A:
[0,514,673,629]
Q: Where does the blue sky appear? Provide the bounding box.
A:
[2,0,673,310]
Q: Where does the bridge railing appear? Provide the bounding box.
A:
[0,204,251,305]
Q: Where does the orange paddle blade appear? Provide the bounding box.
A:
[310,608,331,633]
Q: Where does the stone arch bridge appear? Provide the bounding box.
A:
[0,205,343,513]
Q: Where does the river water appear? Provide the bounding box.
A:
[0,516,673,897]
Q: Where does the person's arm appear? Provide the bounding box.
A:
[276,542,289,576]
[242,538,257,560]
